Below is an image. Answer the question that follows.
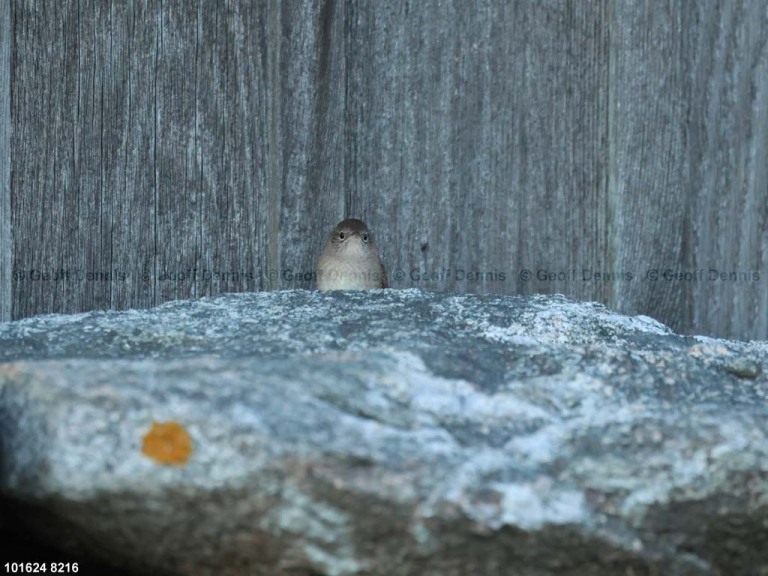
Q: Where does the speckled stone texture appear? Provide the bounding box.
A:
[1,290,767,575]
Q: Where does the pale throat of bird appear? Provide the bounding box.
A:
[335,237,370,259]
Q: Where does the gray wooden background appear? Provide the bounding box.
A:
[0,0,766,340]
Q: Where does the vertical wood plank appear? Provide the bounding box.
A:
[277,0,349,289]
[264,0,282,291]
[11,0,157,317]
[10,0,275,318]
[105,0,161,310]
[153,0,272,302]
[686,0,768,340]
[346,1,611,304]
[0,0,9,321]
[609,1,694,332]
[12,0,92,318]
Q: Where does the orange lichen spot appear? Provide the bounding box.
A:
[141,421,193,466]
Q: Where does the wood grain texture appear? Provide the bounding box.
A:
[345,1,611,304]
[10,0,275,318]
[686,0,768,340]
[5,0,768,340]
[11,1,79,318]
[610,1,694,331]
[610,0,768,339]
[277,0,351,289]
[150,0,273,300]
[0,0,9,321]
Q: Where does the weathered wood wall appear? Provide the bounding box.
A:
[0,0,10,322]
[2,0,767,340]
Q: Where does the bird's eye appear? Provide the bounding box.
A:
[338,232,345,240]
[362,233,369,242]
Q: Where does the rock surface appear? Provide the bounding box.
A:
[1,289,767,575]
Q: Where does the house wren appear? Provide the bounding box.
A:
[316,218,388,290]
